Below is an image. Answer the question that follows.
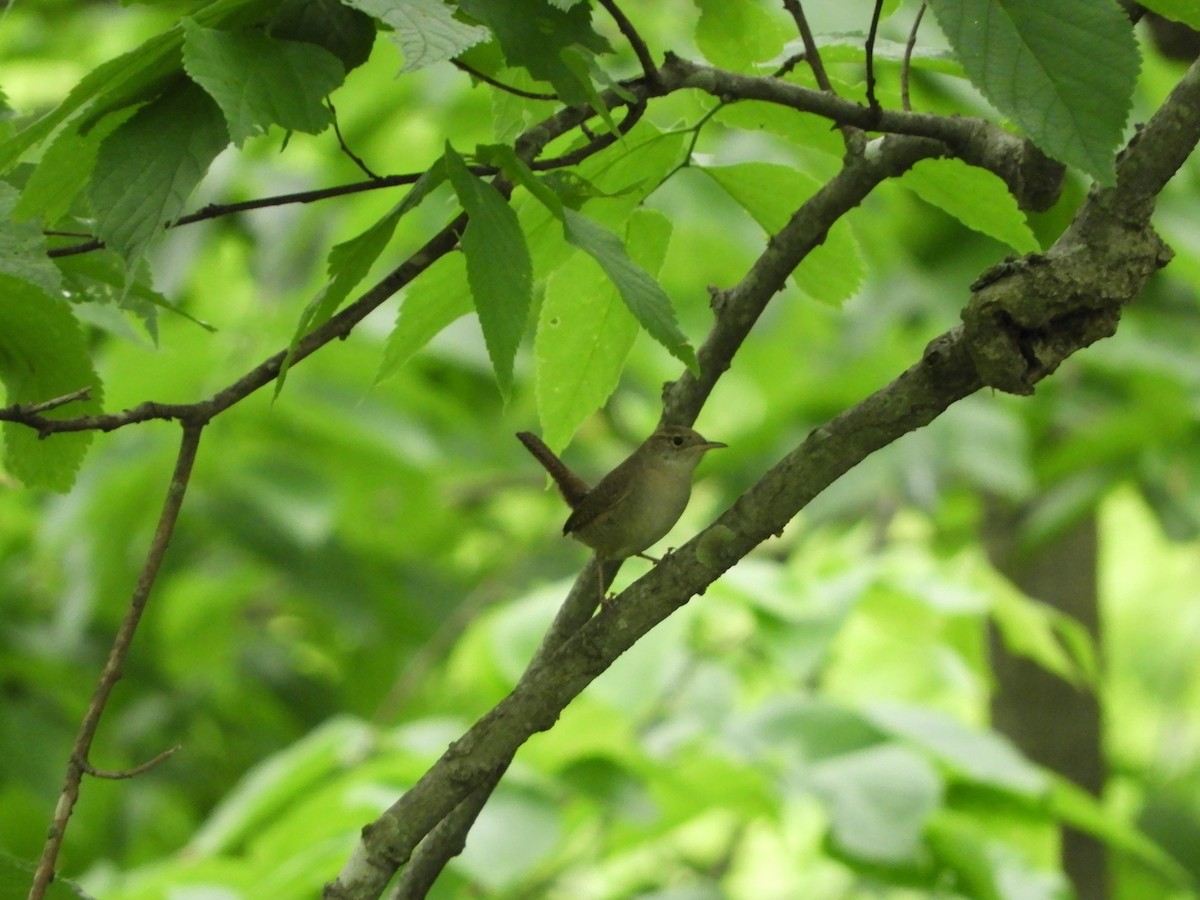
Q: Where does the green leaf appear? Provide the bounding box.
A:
[269,0,378,71]
[811,743,943,865]
[816,32,962,75]
[560,44,620,138]
[740,697,886,761]
[457,0,612,104]
[990,584,1097,687]
[926,0,1139,185]
[445,144,532,398]
[865,704,1046,795]
[1048,775,1192,886]
[574,123,686,210]
[0,273,102,491]
[0,0,272,173]
[375,251,473,383]
[345,0,490,71]
[702,162,863,305]
[89,81,229,267]
[279,163,447,396]
[699,162,808,235]
[476,142,564,213]
[13,111,130,227]
[927,810,1067,900]
[189,716,376,855]
[0,183,63,297]
[537,209,671,449]
[899,159,1039,254]
[57,251,215,340]
[715,100,846,166]
[0,36,180,174]
[182,20,345,145]
[693,0,789,70]
[561,208,696,373]
[488,129,695,373]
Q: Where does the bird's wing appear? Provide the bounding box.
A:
[563,459,635,536]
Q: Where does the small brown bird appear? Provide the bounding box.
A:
[517,426,726,564]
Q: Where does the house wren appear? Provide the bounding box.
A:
[516,426,726,562]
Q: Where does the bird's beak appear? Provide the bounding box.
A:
[701,440,727,451]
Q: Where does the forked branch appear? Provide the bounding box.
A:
[28,421,205,900]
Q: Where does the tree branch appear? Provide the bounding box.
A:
[901,4,928,112]
[384,565,607,895]
[657,53,1065,211]
[865,0,885,113]
[390,765,509,899]
[327,99,380,179]
[28,421,205,900]
[597,0,660,91]
[324,87,1026,900]
[663,132,945,426]
[325,327,984,900]
[781,0,837,95]
[46,87,643,259]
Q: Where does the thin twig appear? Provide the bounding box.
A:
[659,102,727,184]
[327,99,380,179]
[781,0,836,94]
[774,51,808,78]
[7,387,91,416]
[451,59,559,100]
[28,422,205,900]
[533,100,646,169]
[597,0,660,90]
[901,4,927,112]
[630,37,820,189]
[865,0,885,116]
[82,744,182,780]
[46,175,428,257]
[11,210,472,436]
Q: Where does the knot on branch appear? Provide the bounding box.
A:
[1008,143,1069,213]
[961,225,1172,394]
[953,125,1067,212]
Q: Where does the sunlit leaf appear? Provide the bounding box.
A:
[445,143,532,398]
[0,274,102,491]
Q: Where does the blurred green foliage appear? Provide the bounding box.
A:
[1,1,1199,899]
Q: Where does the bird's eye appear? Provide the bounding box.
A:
[672,435,685,446]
